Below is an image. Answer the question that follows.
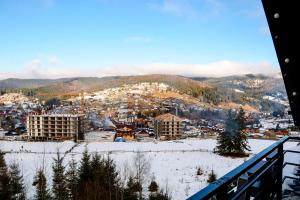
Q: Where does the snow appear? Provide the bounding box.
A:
[259,118,294,130]
[263,95,289,106]
[0,131,6,138]
[0,140,75,153]
[1,139,299,200]
[85,131,116,142]
[234,89,245,93]
[283,144,300,191]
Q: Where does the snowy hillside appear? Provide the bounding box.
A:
[1,139,298,200]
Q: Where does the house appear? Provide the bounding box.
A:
[115,126,135,141]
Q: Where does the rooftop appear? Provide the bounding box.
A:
[155,113,182,122]
[28,114,85,117]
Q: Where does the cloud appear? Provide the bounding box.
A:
[259,26,270,36]
[25,59,44,78]
[48,56,61,65]
[99,61,279,77]
[150,0,197,18]
[125,36,151,43]
[238,6,264,19]
[149,0,224,19]
[0,60,280,80]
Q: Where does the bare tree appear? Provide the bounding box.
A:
[184,183,190,197]
[119,160,133,200]
[133,150,150,200]
[163,178,172,200]
[33,147,52,200]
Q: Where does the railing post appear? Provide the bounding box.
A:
[216,185,228,200]
[276,144,283,200]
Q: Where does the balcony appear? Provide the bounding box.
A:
[188,136,300,200]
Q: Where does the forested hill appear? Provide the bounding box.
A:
[0,74,288,112]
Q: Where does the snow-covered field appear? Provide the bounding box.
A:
[1,139,299,200]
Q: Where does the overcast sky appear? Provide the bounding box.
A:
[0,0,280,79]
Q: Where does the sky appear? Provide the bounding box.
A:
[0,0,280,79]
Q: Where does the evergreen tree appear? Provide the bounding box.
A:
[207,170,217,183]
[149,190,170,200]
[0,151,11,200]
[89,152,104,200]
[102,155,122,200]
[216,108,250,155]
[32,169,52,200]
[216,110,236,154]
[8,162,26,200]
[90,153,102,177]
[148,180,158,193]
[52,151,68,200]
[78,147,91,183]
[65,157,78,200]
[123,176,138,200]
[77,147,91,199]
[233,107,250,154]
[148,180,170,200]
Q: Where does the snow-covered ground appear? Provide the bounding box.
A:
[263,95,289,106]
[259,118,294,130]
[234,89,245,93]
[0,130,5,138]
[283,144,300,192]
[1,139,299,200]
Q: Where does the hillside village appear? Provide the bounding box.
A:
[0,77,296,142]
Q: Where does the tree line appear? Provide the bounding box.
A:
[0,149,170,200]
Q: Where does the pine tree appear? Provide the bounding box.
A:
[78,147,91,183]
[102,155,122,200]
[276,123,280,130]
[148,180,158,193]
[148,181,170,200]
[8,162,26,200]
[52,151,68,200]
[216,110,236,154]
[207,170,217,183]
[216,108,250,155]
[89,152,104,200]
[32,169,51,200]
[149,190,170,200]
[123,176,138,200]
[91,153,103,178]
[233,107,250,154]
[66,157,78,200]
[0,151,11,200]
[77,147,91,199]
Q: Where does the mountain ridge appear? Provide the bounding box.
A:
[0,74,288,112]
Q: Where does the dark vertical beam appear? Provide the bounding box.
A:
[276,144,283,200]
[261,0,300,126]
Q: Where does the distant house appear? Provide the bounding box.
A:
[154,113,183,140]
[114,137,126,142]
[115,126,135,141]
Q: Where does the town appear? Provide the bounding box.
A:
[0,82,295,142]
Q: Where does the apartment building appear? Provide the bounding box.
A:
[154,113,183,140]
[27,114,84,140]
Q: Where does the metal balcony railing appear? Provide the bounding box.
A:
[188,136,300,200]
